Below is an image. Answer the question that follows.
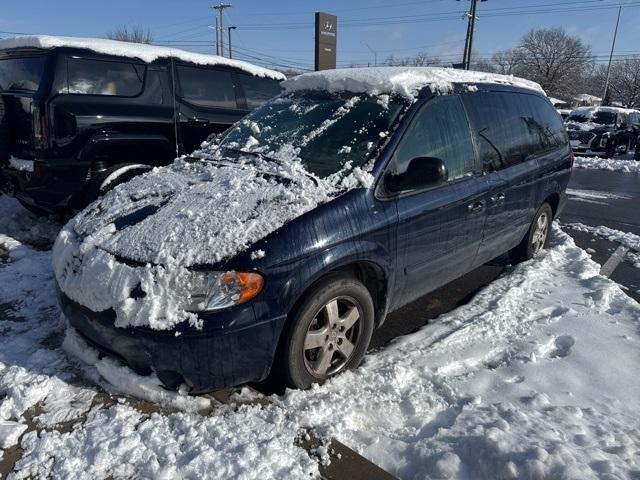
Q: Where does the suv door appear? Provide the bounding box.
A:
[385,94,488,306]
[175,64,248,153]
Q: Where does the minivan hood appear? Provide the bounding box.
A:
[72,157,332,267]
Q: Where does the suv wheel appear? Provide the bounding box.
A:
[605,140,617,158]
[510,203,553,263]
[280,275,374,389]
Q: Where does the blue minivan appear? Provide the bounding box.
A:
[54,67,572,392]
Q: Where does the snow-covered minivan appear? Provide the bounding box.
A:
[54,67,572,392]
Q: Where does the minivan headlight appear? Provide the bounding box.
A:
[187,271,264,312]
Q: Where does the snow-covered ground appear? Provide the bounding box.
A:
[574,153,640,174]
[1,194,640,479]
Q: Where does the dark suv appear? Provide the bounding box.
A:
[565,106,635,158]
[0,36,284,213]
[54,67,572,392]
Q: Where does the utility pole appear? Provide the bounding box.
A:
[228,26,236,59]
[215,18,219,55]
[213,3,232,57]
[602,5,622,106]
[460,0,486,70]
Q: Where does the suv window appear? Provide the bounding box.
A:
[60,57,146,96]
[463,91,565,172]
[177,65,237,109]
[237,73,282,109]
[0,56,46,92]
[391,95,475,182]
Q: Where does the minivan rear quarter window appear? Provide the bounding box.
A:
[178,65,237,109]
[60,57,146,96]
[237,73,283,109]
[0,56,46,92]
[463,91,566,172]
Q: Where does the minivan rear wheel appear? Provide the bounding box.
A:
[280,275,374,389]
[510,203,553,263]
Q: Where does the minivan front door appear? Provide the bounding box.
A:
[387,94,488,306]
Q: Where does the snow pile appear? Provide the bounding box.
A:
[282,67,544,100]
[574,155,640,173]
[0,35,285,80]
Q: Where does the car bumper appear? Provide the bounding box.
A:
[0,158,90,212]
[59,291,284,393]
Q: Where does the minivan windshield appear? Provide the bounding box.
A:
[216,91,407,178]
[567,110,616,126]
[0,56,46,92]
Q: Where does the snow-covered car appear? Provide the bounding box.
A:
[565,106,635,158]
[53,67,572,392]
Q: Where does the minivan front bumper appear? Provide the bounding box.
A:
[59,291,283,393]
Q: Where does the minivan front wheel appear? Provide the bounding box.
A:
[281,276,374,389]
[510,203,553,263]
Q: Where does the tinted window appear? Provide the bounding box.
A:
[463,91,566,172]
[178,66,237,109]
[391,95,475,182]
[60,57,145,96]
[0,56,46,91]
[237,73,282,109]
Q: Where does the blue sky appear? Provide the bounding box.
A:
[2,0,639,71]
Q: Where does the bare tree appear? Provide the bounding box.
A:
[383,51,442,67]
[603,58,640,108]
[491,48,524,75]
[107,25,153,44]
[515,28,593,99]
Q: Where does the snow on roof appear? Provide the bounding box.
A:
[571,105,631,114]
[549,97,569,106]
[0,35,286,80]
[574,93,602,102]
[282,66,545,99]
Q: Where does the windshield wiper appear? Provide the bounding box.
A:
[221,146,319,185]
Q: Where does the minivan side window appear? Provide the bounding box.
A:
[463,91,566,172]
[177,65,237,109]
[390,94,475,182]
[237,73,283,109]
[60,57,146,96]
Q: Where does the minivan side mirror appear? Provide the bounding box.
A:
[385,157,448,193]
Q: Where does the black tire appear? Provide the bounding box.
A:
[280,275,375,389]
[0,96,9,165]
[510,203,553,264]
[76,163,151,210]
[605,140,616,158]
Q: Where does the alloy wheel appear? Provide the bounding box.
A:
[303,296,362,378]
[531,212,549,255]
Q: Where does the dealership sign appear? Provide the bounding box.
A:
[315,12,337,71]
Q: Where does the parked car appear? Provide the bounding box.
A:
[557,108,571,120]
[628,109,640,152]
[0,36,284,214]
[565,106,635,158]
[54,67,572,392]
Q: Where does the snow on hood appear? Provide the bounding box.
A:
[0,35,285,81]
[52,155,369,330]
[282,66,545,100]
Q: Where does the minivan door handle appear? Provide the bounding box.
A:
[467,201,485,213]
[490,193,505,204]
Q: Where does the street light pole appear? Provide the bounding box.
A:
[228,26,237,59]
[362,42,377,67]
[602,5,622,105]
